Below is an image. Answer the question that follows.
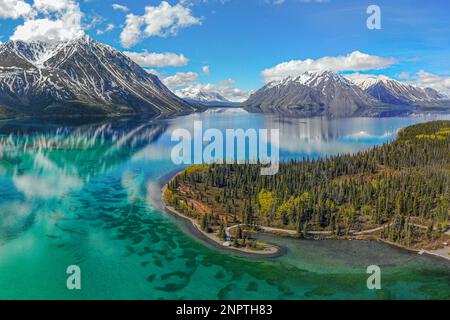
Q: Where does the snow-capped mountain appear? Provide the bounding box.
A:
[351,76,447,106]
[243,71,381,117]
[175,87,240,107]
[0,35,194,119]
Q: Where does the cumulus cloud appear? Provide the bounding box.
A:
[112,3,129,12]
[407,70,450,96]
[0,0,32,19]
[215,79,251,102]
[120,1,201,48]
[119,14,142,48]
[176,79,250,102]
[163,72,199,88]
[202,65,210,75]
[261,51,397,83]
[345,71,450,96]
[10,0,84,43]
[344,72,391,82]
[33,0,73,13]
[124,50,188,68]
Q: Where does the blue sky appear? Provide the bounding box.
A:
[0,0,449,100]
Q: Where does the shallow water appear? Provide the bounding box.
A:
[0,109,449,299]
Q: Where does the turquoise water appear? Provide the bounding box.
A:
[0,109,449,300]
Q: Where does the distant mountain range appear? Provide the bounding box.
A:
[243,71,449,117]
[0,37,448,120]
[0,35,194,119]
[175,87,241,107]
[351,76,446,106]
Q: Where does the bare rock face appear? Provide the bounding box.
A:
[0,35,194,119]
[352,76,448,106]
[243,71,381,117]
[244,71,449,117]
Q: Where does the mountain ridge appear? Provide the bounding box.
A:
[351,76,447,106]
[243,71,382,117]
[175,86,241,107]
[0,35,194,119]
[243,71,449,117]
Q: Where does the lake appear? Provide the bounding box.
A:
[0,109,449,299]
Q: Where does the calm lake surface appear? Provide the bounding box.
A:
[0,109,449,299]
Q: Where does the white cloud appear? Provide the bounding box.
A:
[163,72,199,88]
[344,72,391,82]
[141,1,201,37]
[10,0,84,43]
[202,65,210,75]
[83,13,105,31]
[345,71,450,96]
[124,50,188,68]
[408,70,450,96]
[120,1,201,48]
[176,79,250,102]
[261,51,396,83]
[119,14,143,48]
[397,72,411,80]
[112,3,129,12]
[215,79,251,102]
[0,0,32,19]
[33,0,73,13]
[96,23,115,35]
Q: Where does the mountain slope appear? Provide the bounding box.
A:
[243,71,381,117]
[0,35,194,119]
[352,76,447,106]
[175,87,240,107]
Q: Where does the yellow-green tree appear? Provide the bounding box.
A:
[258,189,276,222]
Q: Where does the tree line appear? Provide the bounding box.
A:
[166,121,450,247]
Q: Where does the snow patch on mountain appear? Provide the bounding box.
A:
[176,86,229,103]
[267,70,352,90]
[0,35,193,119]
[175,86,240,106]
[244,70,380,117]
[349,75,447,105]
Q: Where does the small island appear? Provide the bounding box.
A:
[163,121,450,259]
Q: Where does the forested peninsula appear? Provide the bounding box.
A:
[164,121,450,255]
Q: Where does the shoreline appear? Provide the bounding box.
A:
[157,170,285,259]
[158,169,450,263]
[243,224,450,262]
[164,202,284,258]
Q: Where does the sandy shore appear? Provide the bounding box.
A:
[423,247,450,261]
[164,202,282,257]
